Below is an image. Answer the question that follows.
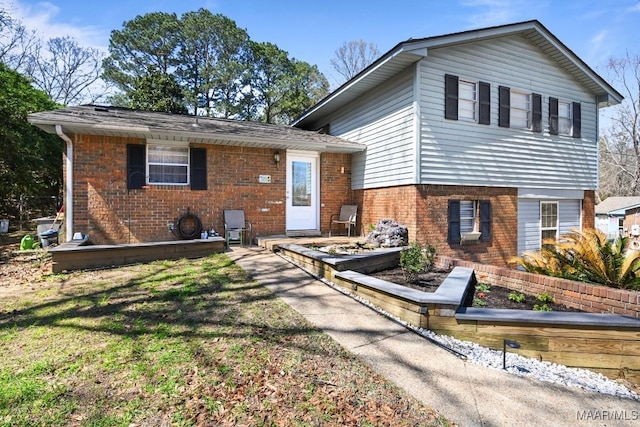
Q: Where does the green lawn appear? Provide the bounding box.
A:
[0,254,448,426]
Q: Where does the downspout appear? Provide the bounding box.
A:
[55,125,73,242]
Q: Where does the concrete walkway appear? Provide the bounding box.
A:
[227,247,639,427]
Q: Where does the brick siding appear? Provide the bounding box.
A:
[69,134,352,244]
[439,256,640,318]
[355,184,518,266]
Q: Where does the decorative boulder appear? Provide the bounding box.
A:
[365,219,408,247]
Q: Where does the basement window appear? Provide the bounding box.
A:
[147,145,189,185]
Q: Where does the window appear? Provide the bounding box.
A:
[510,91,531,129]
[147,145,189,185]
[549,98,581,138]
[444,74,490,124]
[541,202,558,245]
[448,200,492,244]
[127,144,207,190]
[459,81,477,121]
[460,201,476,233]
[498,87,542,132]
[558,101,572,136]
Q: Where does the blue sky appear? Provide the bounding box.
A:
[4,0,640,89]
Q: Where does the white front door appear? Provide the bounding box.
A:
[286,151,319,231]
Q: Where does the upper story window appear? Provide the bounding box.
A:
[445,74,490,125]
[499,86,542,132]
[510,91,531,129]
[147,145,189,185]
[459,81,477,121]
[558,101,572,135]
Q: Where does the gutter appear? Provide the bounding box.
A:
[55,125,73,242]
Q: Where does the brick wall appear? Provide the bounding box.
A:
[439,256,640,318]
[582,190,595,229]
[69,134,352,244]
[355,184,518,266]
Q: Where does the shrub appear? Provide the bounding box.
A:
[536,292,554,303]
[533,304,553,312]
[400,242,436,283]
[508,291,526,303]
[475,283,490,292]
[511,228,640,290]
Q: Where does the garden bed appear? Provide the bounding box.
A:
[275,242,640,384]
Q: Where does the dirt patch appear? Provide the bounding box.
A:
[369,266,582,312]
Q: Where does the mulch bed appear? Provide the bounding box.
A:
[369,267,582,312]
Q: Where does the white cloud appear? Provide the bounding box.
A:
[5,0,109,51]
[459,0,523,27]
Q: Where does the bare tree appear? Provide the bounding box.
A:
[599,52,640,199]
[25,36,108,105]
[0,8,38,70]
[330,40,380,84]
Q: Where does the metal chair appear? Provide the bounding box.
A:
[224,209,252,246]
[329,205,358,237]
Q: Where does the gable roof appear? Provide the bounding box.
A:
[595,197,640,215]
[293,20,623,129]
[28,105,365,153]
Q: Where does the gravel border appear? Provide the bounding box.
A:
[279,253,640,401]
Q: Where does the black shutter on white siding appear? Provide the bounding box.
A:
[479,200,491,241]
[498,86,510,128]
[478,81,490,125]
[532,93,542,132]
[572,102,581,138]
[445,74,459,120]
[549,97,559,135]
[190,147,207,190]
[448,200,461,244]
[127,144,145,190]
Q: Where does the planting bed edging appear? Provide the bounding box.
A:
[439,256,640,318]
[277,243,640,384]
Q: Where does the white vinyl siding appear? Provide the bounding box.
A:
[329,68,415,190]
[517,197,582,255]
[419,34,598,190]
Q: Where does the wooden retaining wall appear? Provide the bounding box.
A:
[439,256,640,318]
[48,238,226,272]
[277,244,640,385]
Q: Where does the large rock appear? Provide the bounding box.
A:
[365,219,408,247]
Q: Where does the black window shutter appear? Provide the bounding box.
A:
[190,147,207,190]
[498,86,510,128]
[448,200,461,244]
[444,74,459,120]
[532,93,542,132]
[478,81,491,125]
[549,97,559,135]
[479,200,491,241]
[572,102,581,138]
[127,144,145,190]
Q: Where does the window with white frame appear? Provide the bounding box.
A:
[458,80,477,121]
[460,200,477,233]
[147,145,189,185]
[558,101,572,136]
[540,202,558,245]
[511,91,531,129]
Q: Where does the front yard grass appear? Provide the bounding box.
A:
[0,254,448,426]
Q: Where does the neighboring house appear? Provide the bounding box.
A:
[28,20,622,267]
[595,197,640,241]
[293,20,622,266]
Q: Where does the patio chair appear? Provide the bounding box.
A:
[224,209,252,247]
[329,205,358,237]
